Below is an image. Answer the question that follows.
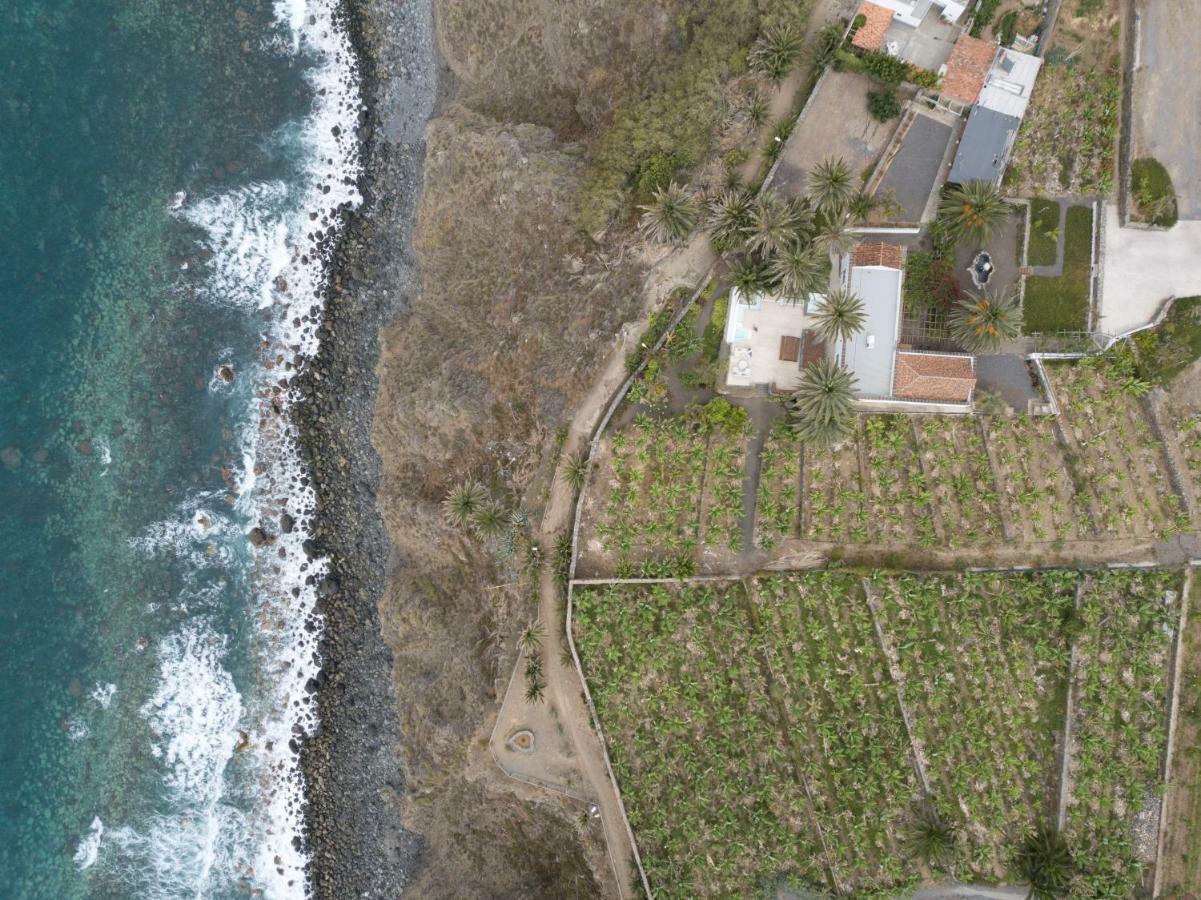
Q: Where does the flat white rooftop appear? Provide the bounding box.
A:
[841,266,903,397]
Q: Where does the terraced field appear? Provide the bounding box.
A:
[573,569,1185,897]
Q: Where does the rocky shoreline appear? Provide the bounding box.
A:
[292,0,437,896]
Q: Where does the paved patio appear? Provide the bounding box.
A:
[769,70,899,199]
[953,211,1021,298]
[724,293,821,390]
[1100,206,1201,336]
[883,4,960,72]
[975,353,1038,412]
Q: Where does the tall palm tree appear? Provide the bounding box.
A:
[749,23,803,82]
[788,359,858,446]
[443,481,487,528]
[808,157,855,216]
[811,288,867,361]
[768,244,827,300]
[731,256,772,300]
[813,211,856,255]
[707,189,754,250]
[905,809,958,870]
[747,193,803,257]
[938,180,1010,246]
[638,181,698,244]
[1014,826,1073,900]
[950,289,1022,352]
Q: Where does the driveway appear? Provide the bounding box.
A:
[1099,206,1201,335]
[1133,0,1201,218]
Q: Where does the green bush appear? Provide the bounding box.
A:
[867,90,900,121]
[833,48,866,73]
[1131,157,1178,228]
[969,0,1001,37]
[635,152,678,199]
[996,9,1018,46]
[862,50,909,84]
[907,66,940,90]
[703,293,730,362]
[904,251,963,310]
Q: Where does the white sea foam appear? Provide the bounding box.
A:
[74,817,104,870]
[111,1,363,897]
[66,719,90,742]
[92,682,117,710]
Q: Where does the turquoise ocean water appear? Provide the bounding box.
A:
[0,2,359,896]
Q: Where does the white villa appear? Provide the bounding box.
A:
[866,0,967,28]
[721,242,977,407]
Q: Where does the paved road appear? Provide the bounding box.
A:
[1133,0,1201,219]
[1100,206,1201,335]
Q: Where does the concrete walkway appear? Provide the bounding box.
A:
[1099,206,1201,335]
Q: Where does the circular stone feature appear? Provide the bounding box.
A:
[506,729,536,753]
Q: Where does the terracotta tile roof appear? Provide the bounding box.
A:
[893,351,976,402]
[851,1,893,51]
[851,241,904,269]
[942,35,997,104]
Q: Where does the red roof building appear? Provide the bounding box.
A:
[892,351,977,402]
[941,34,998,104]
[851,1,895,51]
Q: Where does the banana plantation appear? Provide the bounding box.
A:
[572,570,1185,898]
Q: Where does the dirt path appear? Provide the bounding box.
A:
[492,235,718,897]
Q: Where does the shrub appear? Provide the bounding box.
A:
[703,294,730,362]
[1131,157,1178,228]
[907,66,940,90]
[996,9,1018,46]
[867,90,900,121]
[970,0,1001,37]
[862,50,909,84]
[904,251,964,310]
[833,48,865,73]
[634,152,678,199]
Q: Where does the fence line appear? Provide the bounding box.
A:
[1154,568,1193,898]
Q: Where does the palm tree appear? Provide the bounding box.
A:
[1014,826,1073,900]
[560,453,588,491]
[808,157,855,215]
[769,245,827,301]
[813,211,856,256]
[746,90,769,127]
[639,181,698,244]
[731,256,772,299]
[523,678,545,704]
[749,23,803,82]
[443,480,487,528]
[905,809,958,870]
[472,503,509,538]
[811,288,867,361]
[707,189,754,250]
[808,22,844,73]
[747,193,803,257]
[848,190,878,224]
[788,359,858,446]
[950,289,1022,352]
[938,180,1010,246]
[519,620,544,653]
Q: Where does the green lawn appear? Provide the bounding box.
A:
[1022,204,1092,333]
[1026,198,1060,267]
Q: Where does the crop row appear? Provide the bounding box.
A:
[574,570,1182,897]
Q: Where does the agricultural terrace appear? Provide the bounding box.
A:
[1063,570,1182,897]
[578,402,750,578]
[1045,359,1190,539]
[572,570,1184,898]
[868,571,1077,878]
